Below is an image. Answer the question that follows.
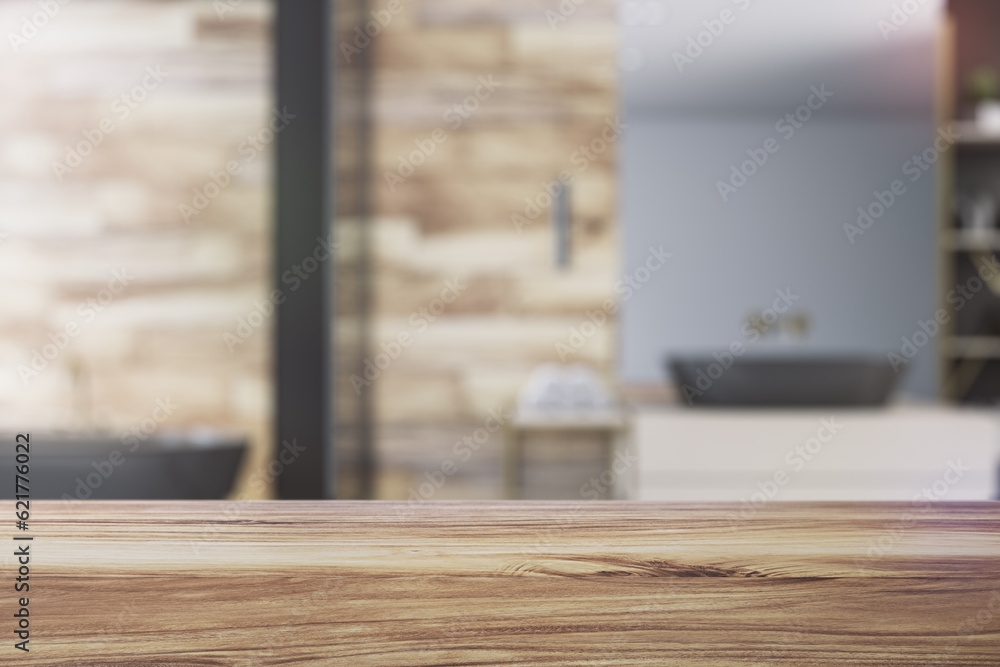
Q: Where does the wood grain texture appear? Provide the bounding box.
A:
[368,0,620,499]
[10,501,1000,665]
[0,0,275,497]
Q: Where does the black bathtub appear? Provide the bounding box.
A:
[1,432,247,500]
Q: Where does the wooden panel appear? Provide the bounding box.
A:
[0,0,274,496]
[15,501,1000,665]
[417,0,617,25]
[369,0,620,497]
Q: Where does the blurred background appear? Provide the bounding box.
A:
[2,0,1000,503]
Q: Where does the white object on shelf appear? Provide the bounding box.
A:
[516,363,615,415]
[957,192,996,232]
[976,100,1000,135]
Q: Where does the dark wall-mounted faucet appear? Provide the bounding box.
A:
[551,182,572,269]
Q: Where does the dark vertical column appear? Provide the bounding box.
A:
[355,0,376,499]
[275,0,332,498]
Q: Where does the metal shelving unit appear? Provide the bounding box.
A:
[938,9,1000,403]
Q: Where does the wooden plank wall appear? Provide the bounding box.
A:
[0,1,275,496]
[367,0,621,499]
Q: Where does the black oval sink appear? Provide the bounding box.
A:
[669,355,901,407]
[0,432,247,500]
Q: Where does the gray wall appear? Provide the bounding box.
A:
[620,0,943,397]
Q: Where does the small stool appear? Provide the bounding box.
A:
[503,410,628,500]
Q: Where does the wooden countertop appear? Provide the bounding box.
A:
[14,501,1000,665]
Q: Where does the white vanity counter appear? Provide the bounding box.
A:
[630,404,1000,502]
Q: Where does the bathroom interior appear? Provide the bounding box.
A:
[4,0,1000,504]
